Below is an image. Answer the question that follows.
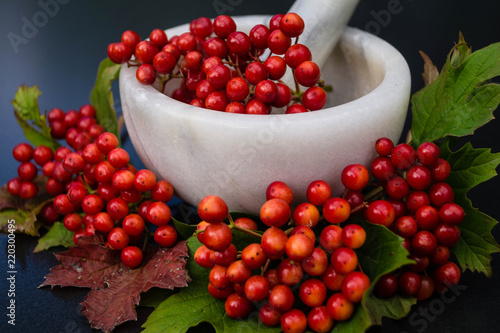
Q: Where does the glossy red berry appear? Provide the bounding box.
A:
[280,12,305,37]
[121,246,143,268]
[198,195,228,223]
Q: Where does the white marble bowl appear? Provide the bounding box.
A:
[119,16,411,213]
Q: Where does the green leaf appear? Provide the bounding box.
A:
[12,84,42,122]
[89,58,121,140]
[139,288,179,309]
[11,85,60,150]
[334,219,417,332]
[172,217,197,240]
[33,222,74,253]
[410,38,500,146]
[440,141,500,277]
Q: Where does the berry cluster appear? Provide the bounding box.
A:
[193,183,371,333]
[107,13,328,114]
[7,104,104,201]
[7,105,179,268]
[364,138,463,299]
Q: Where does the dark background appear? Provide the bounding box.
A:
[1,0,499,332]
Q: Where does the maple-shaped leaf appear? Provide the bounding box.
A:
[440,140,500,277]
[81,241,190,332]
[41,237,190,332]
[411,35,500,146]
[39,235,120,289]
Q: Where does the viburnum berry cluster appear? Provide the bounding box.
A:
[7,104,179,269]
[364,138,463,299]
[194,184,371,332]
[8,104,104,201]
[107,13,328,114]
[191,136,467,332]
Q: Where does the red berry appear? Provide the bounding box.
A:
[285,43,311,69]
[93,212,114,233]
[107,42,133,64]
[280,12,305,38]
[149,28,168,49]
[268,284,295,313]
[341,224,367,249]
[203,222,232,252]
[260,198,291,227]
[136,64,156,85]
[108,227,130,250]
[307,306,334,333]
[244,275,270,302]
[365,200,395,227]
[122,214,145,236]
[302,86,327,111]
[390,143,416,170]
[121,30,141,50]
[331,247,358,275]
[261,227,288,260]
[431,158,451,182]
[398,271,421,296]
[224,293,253,319]
[121,246,143,268]
[226,31,251,56]
[198,195,228,223]
[322,197,350,224]
[18,161,37,181]
[341,164,369,191]
[295,61,320,87]
[341,271,370,303]
[96,132,119,155]
[374,273,398,298]
[249,24,270,49]
[406,164,432,190]
[213,15,236,39]
[81,194,104,215]
[63,213,83,232]
[306,180,331,206]
[153,51,177,74]
[267,29,291,55]
[417,142,440,166]
[375,137,394,156]
[147,201,172,226]
[13,143,33,162]
[264,56,287,80]
[190,17,213,38]
[135,40,158,64]
[133,169,156,192]
[154,225,177,247]
[326,292,354,321]
[32,145,53,166]
[439,203,465,224]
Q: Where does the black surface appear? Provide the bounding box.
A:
[1,0,499,332]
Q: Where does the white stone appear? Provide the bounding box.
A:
[119,16,411,214]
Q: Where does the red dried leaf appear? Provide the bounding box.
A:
[39,235,119,289]
[80,241,190,332]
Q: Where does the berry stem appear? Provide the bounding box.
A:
[363,185,384,202]
[232,224,263,239]
[261,258,271,275]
